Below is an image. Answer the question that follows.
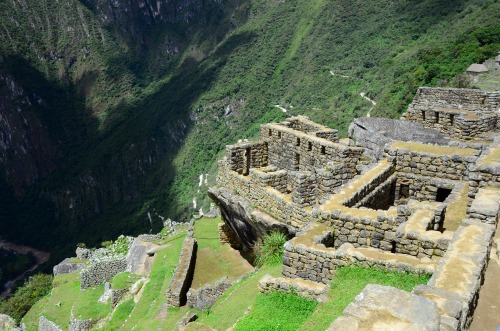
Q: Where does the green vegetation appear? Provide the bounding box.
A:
[254,231,288,267]
[197,264,283,330]
[118,233,186,330]
[0,274,52,322]
[235,291,317,331]
[111,272,143,290]
[0,0,499,280]
[299,266,431,331]
[191,217,253,289]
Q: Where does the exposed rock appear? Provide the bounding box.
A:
[327,284,440,331]
[0,314,18,331]
[53,258,86,276]
[348,117,449,161]
[126,238,159,275]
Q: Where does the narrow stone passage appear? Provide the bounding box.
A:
[468,227,500,330]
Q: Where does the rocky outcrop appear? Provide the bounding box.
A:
[327,284,440,331]
[348,118,449,161]
[53,258,86,276]
[209,187,295,249]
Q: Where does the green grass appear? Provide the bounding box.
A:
[234,291,317,331]
[119,233,187,330]
[193,217,222,251]
[197,264,282,330]
[20,273,109,330]
[298,266,431,331]
[105,298,135,330]
[111,272,143,290]
[191,217,254,289]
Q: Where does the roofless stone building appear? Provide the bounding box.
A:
[209,86,500,330]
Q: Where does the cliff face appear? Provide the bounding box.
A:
[0,74,58,193]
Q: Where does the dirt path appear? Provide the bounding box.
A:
[0,240,50,298]
[274,105,288,113]
[359,92,376,117]
[329,70,350,78]
[329,70,376,117]
[468,230,500,330]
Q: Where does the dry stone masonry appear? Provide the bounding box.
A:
[210,87,500,330]
[165,237,197,307]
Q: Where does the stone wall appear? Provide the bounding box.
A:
[80,257,127,289]
[416,218,496,330]
[258,274,328,302]
[387,142,478,181]
[260,123,362,173]
[282,222,435,284]
[69,310,95,331]
[217,163,313,230]
[467,188,500,225]
[225,141,268,175]
[166,237,197,307]
[467,145,500,208]
[38,317,63,331]
[327,285,440,331]
[186,276,235,310]
[403,87,500,139]
[218,223,242,248]
[407,87,500,113]
[290,171,317,206]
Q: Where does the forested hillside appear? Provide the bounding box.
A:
[0,0,499,263]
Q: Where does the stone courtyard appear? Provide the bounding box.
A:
[209,87,500,330]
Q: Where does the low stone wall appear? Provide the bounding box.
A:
[38,316,63,331]
[468,144,500,207]
[69,310,95,331]
[166,237,197,307]
[80,257,127,289]
[387,142,478,181]
[467,188,500,224]
[282,223,435,284]
[415,218,496,330]
[217,164,313,229]
[258,274,328,302]
[110,288,128,308]
[186,276,235,310]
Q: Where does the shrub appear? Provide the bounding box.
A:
[253,231,287,267]
[0,273,53,322]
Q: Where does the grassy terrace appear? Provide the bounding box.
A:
[22,273,109,330]
[21,218,431,330]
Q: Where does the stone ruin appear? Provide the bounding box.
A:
[209,87,500,330]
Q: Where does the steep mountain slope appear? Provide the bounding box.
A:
[0,0,498,263]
